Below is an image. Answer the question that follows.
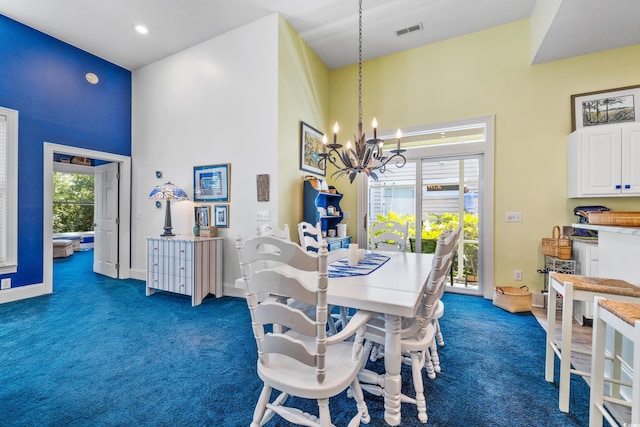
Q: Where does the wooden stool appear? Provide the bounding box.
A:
[545,273,640,413]
[590,298,640,427]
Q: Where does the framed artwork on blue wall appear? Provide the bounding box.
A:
[193,163,230,202]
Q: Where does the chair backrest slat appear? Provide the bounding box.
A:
[297,221,323,253]
[262,334,316,367]
[255,301,317,338]
[257,223,291,241]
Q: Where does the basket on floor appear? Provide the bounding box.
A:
[493,286,532,313]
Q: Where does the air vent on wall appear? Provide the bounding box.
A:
[396,23,423,36]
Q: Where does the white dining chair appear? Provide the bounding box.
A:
[236,235,375,427]
[369,220,409,252]
[358,227,460,423]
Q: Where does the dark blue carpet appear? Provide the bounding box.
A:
[0,250,591,426]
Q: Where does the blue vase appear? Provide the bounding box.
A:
[193,224,200,237]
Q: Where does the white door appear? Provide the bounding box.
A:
[94,162,119,278]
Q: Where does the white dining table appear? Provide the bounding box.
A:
[326,249,434,426]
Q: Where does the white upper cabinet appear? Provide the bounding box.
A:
[568,123,640,198]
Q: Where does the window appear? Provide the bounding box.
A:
[0,107,18,274]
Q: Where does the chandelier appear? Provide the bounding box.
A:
[319,0,406,183]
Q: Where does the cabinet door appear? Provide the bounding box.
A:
[579,126,621,196]
[621,125,640,195]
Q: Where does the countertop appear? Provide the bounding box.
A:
[573,223,640,236]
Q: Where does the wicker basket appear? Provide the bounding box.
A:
[556,235,572,260]
[542,226,561,256]
[493,286,532,313]
[587,211,640,227]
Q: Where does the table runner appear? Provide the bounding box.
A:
[328,253,390,278]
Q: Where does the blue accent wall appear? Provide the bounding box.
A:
[0,15,131,288]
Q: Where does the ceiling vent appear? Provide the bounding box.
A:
[396,23,423,36]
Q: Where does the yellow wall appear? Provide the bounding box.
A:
[328,19,640,291]
[277,16,331,236]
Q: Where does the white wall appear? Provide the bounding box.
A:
[131,14,280,288]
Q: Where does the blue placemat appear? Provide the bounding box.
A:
[328,253,390,278]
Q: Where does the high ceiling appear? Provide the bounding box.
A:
[1,0,639,71]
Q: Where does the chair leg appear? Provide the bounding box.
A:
[429,340,441,374]
[349,378,371,425]
[252,384,272,427]
[313,397,329,427]
[435,319,444,347]
[410,351,428,423]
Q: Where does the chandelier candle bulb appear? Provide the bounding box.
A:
[333,122,339,144]
[372,117,377,139]
[322,134,327,153]
[396,129,402,151]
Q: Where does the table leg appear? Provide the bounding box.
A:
[384,313,402,426]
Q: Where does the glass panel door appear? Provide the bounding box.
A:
[418,156,480,292]
[367,155,482,295]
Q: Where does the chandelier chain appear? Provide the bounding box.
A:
[317,0,406,183]
[358,0,363,125]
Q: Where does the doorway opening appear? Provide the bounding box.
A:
[43,143,131,294]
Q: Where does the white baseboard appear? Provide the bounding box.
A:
[532,291,547,308]
[0,282,49,304]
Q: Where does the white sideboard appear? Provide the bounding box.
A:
[146,235,223,306]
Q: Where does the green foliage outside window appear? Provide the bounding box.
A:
[53,173,94,233]
[373,211,479,275]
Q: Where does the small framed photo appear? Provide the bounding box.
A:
[193,163,231,202]
[257,174,269,202]
[194,205,211,227]
[214,205,229,228]
[300,121,326,177]
[571,85,640,131]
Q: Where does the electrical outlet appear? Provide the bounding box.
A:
[1,278,11,289]
[513,270,522,281]
[256,211,270,221]
[506,212,522,222]
[343,211,351,221]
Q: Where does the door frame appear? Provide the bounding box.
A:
[358,115,495,299]
[43,142,131,293]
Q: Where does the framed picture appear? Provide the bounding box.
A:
[194,206,211,227]
[214,205,229,228]
[193,163,230,202]
[256,174,269,202]
[571,85,640,131]
[300,121,326,177]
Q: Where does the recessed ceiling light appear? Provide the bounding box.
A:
[134,24,149,35]
[85,72,99,85]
